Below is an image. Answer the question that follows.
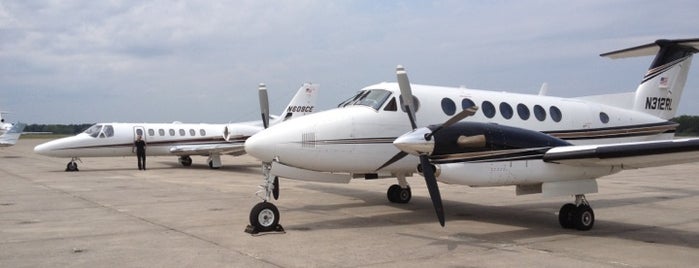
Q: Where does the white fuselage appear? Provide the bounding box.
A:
[245,83,674,186]
[35,122,261,158]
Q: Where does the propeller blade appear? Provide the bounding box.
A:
[223,126,230,142]
[376,151,408,171]
[396,65,418,130]
[419,155,445,227]
[426,105,479,140]
[258,83,270,129]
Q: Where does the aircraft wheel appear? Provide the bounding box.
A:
[249,202,280,232]
[179,156,192,166]
[208,161,220,169]
[558,203,576,229]
[573,205,595,231]
[387,184,411,203]
[66,161,79,172]
[387,184,401,202]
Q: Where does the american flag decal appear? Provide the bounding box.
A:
[659,77,669,88]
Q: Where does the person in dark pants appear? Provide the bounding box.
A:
[133,135,147,170]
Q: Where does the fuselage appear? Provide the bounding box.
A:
[35,122,261,158]
[245,83,676,175]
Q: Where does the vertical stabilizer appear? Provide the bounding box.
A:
[601,39,699,119]
[279,83,319,122]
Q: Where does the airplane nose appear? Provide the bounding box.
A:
[244,130,275,162]
[393,127,435,155]
[33,142,52,155]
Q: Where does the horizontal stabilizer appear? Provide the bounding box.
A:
[600,38,699,59]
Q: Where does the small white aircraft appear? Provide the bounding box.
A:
[243,38,699,233]
[34,83,318,171]
[0,111,14,136]
[0,122,26,147]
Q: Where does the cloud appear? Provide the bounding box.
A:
[1,0,699,123]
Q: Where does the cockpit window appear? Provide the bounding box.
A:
[83,124,114,138]
[338,89,392,110]
[84,124,102,138]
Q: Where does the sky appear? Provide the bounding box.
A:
[1,0,698,124]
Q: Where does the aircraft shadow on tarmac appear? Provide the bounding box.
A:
[284,183,699,250]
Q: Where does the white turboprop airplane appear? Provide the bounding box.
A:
[34,83,318,171]
[0,122,26,147]
[243,38,699,233]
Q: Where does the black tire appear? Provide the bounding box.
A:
[558,203,576,229]
[272,177,279,200]
[397,186,411,203]
[66,162,79,172]
[574,205,595,231]
[387,184,402,203]
[180,156,192,166]
[249,202,280,232]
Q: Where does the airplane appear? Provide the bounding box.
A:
[34,83,318,171]
[0,111,13,136]
[0,122,26,147]
[242,38,699,233]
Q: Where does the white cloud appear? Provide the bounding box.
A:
[1,0,699,123]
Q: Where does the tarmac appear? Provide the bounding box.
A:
[1,138,698,267]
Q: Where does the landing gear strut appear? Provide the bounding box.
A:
[558,194,595,231]
[246,161,284,235]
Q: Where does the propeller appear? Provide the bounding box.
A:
[392,65,479,227]
[258,83,270,129]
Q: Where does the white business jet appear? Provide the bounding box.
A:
[0,122,26,147]
[243,38,699,233]
[0,111,14,136]
[34,83,318,171]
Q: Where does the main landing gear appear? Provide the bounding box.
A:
[65,157,79,172]
[387,174,412,203]
[559,194,595,231]
[246,162,284,235]
[178,156,192,167]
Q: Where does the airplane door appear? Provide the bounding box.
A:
[134,126,146,142]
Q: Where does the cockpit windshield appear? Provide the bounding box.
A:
[337,89,392,110]
[83,124,114,138]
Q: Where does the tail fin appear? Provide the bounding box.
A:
[276,83,318,123]
[0,122,26,147]
[601,38,699,119]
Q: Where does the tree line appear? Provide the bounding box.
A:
[21,115,699,136]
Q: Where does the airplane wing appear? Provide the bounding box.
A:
[543,138,699,169]
[169,142,246,156]
[0,122,26,147]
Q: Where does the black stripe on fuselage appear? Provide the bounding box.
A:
[51,137,248,151]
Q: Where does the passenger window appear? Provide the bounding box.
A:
[148,129,155,136]
[499,102,513,119]
[482,101,496,118]
[441,98,456,116]
[550,106,562,122]
[534,105,546,121]
[169,129,175,136]
[600,112,610,124]
[200,129,206,136]
[158,129,165,136]
[517,104,530,120]
[383,97,397,111]
[179,129,185,136]
[189,129,196,136]
[462,98,476,110]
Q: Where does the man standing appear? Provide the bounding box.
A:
[134,135,147,170]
